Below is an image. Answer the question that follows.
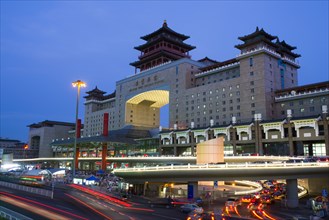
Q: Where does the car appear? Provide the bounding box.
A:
[260,195,275,204]
[225,198,241,212]
[186,210,224,220]
[241,195,254,203]
[149,198,174,208]
[272,191,285,200]
[247,198,265,211]
[180,203,204,214]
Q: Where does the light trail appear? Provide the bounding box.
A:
[69,184,132,207]
[70,184,154,212]
[233,206,241,217]
[252,210,263,219]
[262,211,277,220]
[0,194,71,220]
[65,193,112,220]
[0,191,88,220]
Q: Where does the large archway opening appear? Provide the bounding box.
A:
[125,90,169,128]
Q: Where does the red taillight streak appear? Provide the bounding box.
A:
[0,191,88,220]
[65,193,112,220]
[126,207,154,212]
[69,184,131,207]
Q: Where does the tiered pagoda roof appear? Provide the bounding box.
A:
[235,27,300,59]
[84,86,116,101]
[275,39,301,58]
[130,21,196,71]
[235,27,278,49]
[140,20,190,41]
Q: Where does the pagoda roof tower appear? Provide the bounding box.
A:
[130,20,196,72]
[84,86,106,101]
[275,38,301,58]
[235,27,278,50]
[235,27,300,59]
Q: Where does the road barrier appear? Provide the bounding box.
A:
[0,181,53,198]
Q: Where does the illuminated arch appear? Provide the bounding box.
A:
[125,90,169,127]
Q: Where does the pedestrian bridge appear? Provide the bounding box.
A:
[113,162,329,183]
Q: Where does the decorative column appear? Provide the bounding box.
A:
[322,105,329,156]
[102,113,109,171]
[286,179,298,208]
[254,114,263,155]
[75,119,81,171]
[287,109,295,156]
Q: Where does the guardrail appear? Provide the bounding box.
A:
[114,161,329,172]
[0,206,33,220]
[0,181,53,198]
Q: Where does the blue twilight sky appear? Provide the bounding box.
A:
[1,1,328,142]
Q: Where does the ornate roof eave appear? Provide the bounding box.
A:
[85,86,106,95]
[199,58,238,72]
[129,50,187,67]
[197,57,219,63]
[277,40,297,50]
[238,27,277,42]
[277,48,301,58]
[235,37,278,50]
[141,22,190,41]
[134,35,196,51]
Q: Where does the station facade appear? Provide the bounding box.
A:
[76,21,328,158]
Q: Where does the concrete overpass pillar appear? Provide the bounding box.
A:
[187,181,198,199]
[286,179,299,208]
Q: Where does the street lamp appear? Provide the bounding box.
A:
[72,80,86,179]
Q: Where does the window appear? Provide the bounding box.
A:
[299,100,303,105]
[300,108,305,113]
[310,106,315,112]
[249,57,253,67]
[251,103,255,107]
[250,81,254,86]
[250,72,254,76]
[280,69,285,89]
[251,88,255,93]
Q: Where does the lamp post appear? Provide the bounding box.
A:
[72,80,86,179]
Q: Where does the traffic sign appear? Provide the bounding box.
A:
[214,181,218,189]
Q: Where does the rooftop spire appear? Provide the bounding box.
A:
[163,20,167,27]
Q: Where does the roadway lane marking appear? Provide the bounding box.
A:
[151,213,181,220]
[54,204,74,211]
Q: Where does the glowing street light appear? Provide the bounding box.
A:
[72,80,86,179]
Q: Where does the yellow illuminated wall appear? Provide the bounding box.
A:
[125,90,169,127]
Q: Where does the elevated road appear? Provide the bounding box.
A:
[113,162,329,183]
[10,155,291,164]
